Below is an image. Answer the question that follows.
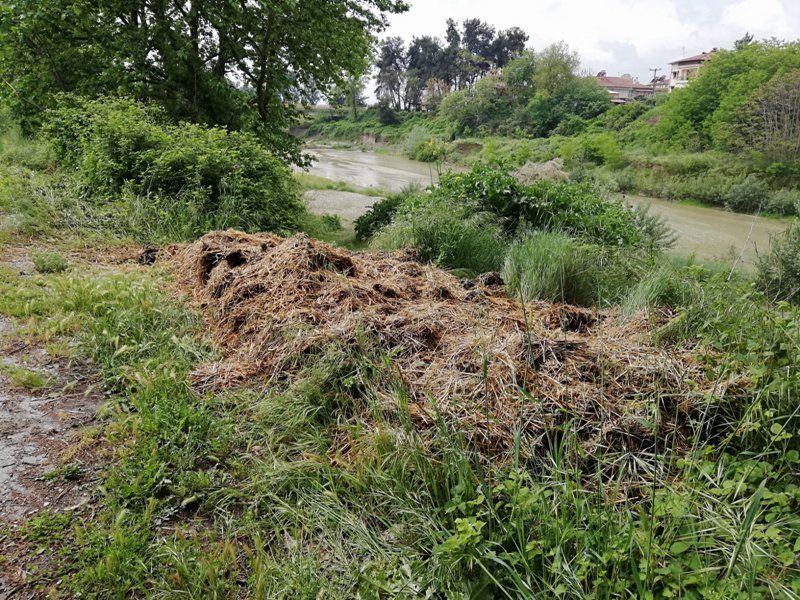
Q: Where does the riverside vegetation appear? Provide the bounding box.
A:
[1,4,800,598]
[309,37,800,217]
[1,93,800,598]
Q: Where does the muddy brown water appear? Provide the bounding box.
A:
[307,147,440,193]
[306,148,789,266]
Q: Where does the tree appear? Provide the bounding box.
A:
[0,0,408,162]
[375,37,407,110]
[406,36,447,110]
[492,27,529,68]
[329,71,369,121]
[534,42,581,97]
[423,78,450,112]
[462,18,496,77]
[652,41,800,150]
[735,70,800,164]
[735,32,755,50]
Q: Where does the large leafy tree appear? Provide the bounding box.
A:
[0,0,407,161]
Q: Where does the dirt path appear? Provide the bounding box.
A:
[0,254,105,599]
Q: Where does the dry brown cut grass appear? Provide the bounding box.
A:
[163,230,728,464]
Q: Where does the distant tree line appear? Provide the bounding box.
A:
[374,19,529,112]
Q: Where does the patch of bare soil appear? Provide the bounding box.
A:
[0,269,106,599]
[163,230,728,463]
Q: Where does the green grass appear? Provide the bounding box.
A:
[371,197,508,275]
[43,463,83,482]
[0,362,50,390]
[31,250,69,273]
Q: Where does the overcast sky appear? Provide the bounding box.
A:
[380,0,800,82]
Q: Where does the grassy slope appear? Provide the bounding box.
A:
[1,131,800,598]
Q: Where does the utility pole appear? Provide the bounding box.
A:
[649,67,662,96]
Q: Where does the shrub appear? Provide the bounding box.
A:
[403,126,447,162]
[658,173,734,206]
[354,189,416,241]
[44,97,302,240]
[757,221,800,303]
[764,189,800,216]
[436,165,645,246]
[44,96,167,193]
[371,197,506,275]
[377,100,400,126]
[725,175,771,212]
[560,133,624,169]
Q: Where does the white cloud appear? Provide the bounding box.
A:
[722,0,790,37]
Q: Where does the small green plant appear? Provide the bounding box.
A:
[44,463,83,482]
[0,362,50,390]
[31,250,68,273]
[25,511,72,544]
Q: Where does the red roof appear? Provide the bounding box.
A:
[596,75,653,91]
[670,52,714,65]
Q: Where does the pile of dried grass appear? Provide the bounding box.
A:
[512,158,570,184]
[163,230,721,461]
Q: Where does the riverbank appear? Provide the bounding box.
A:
[303,146,787,265]
[3,117,800,597]
[305,106,800,218]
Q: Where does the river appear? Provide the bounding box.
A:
[306,147,788,265]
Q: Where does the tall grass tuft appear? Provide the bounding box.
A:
[372,197,507,275]
[503,232,596,305]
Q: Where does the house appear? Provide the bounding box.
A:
[595,72,655,103]
[669,51,715,91]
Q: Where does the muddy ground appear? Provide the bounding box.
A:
[0,249,105,600]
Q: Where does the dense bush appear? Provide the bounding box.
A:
[637,172,736,206]
[757,221,800,303]
[354,189,417,241]
[436,165,647,246]
[44,97,303,239]
[559,132,624,169]
[725,175,771,212]
[765,189,800,216]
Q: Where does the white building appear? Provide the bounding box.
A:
[669,52,715,91]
